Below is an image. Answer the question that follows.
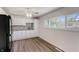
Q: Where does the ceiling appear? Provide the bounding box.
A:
[2,7,59,17]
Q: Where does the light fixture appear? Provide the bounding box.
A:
[25,8,33,19]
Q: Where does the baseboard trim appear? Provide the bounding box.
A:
[38,37,64,52]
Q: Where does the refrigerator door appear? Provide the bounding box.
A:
[0,15,10,52]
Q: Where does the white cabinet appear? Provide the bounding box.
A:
[12,30,38,41]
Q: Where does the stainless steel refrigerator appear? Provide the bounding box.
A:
[0,14,12,52]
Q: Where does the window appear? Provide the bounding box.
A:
[26,23,34,30]
[66,13,79,28]
[44,16,65,29]
[44,13,79,31]
[56,16,65,28]
[50,17,58,28]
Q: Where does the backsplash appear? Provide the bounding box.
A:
[12,24,34,31]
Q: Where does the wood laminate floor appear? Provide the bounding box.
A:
[12,37,63,52]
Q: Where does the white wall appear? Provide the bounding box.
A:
[11,15,38,41]
[38,7,79,52]
[0,8,7,15]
